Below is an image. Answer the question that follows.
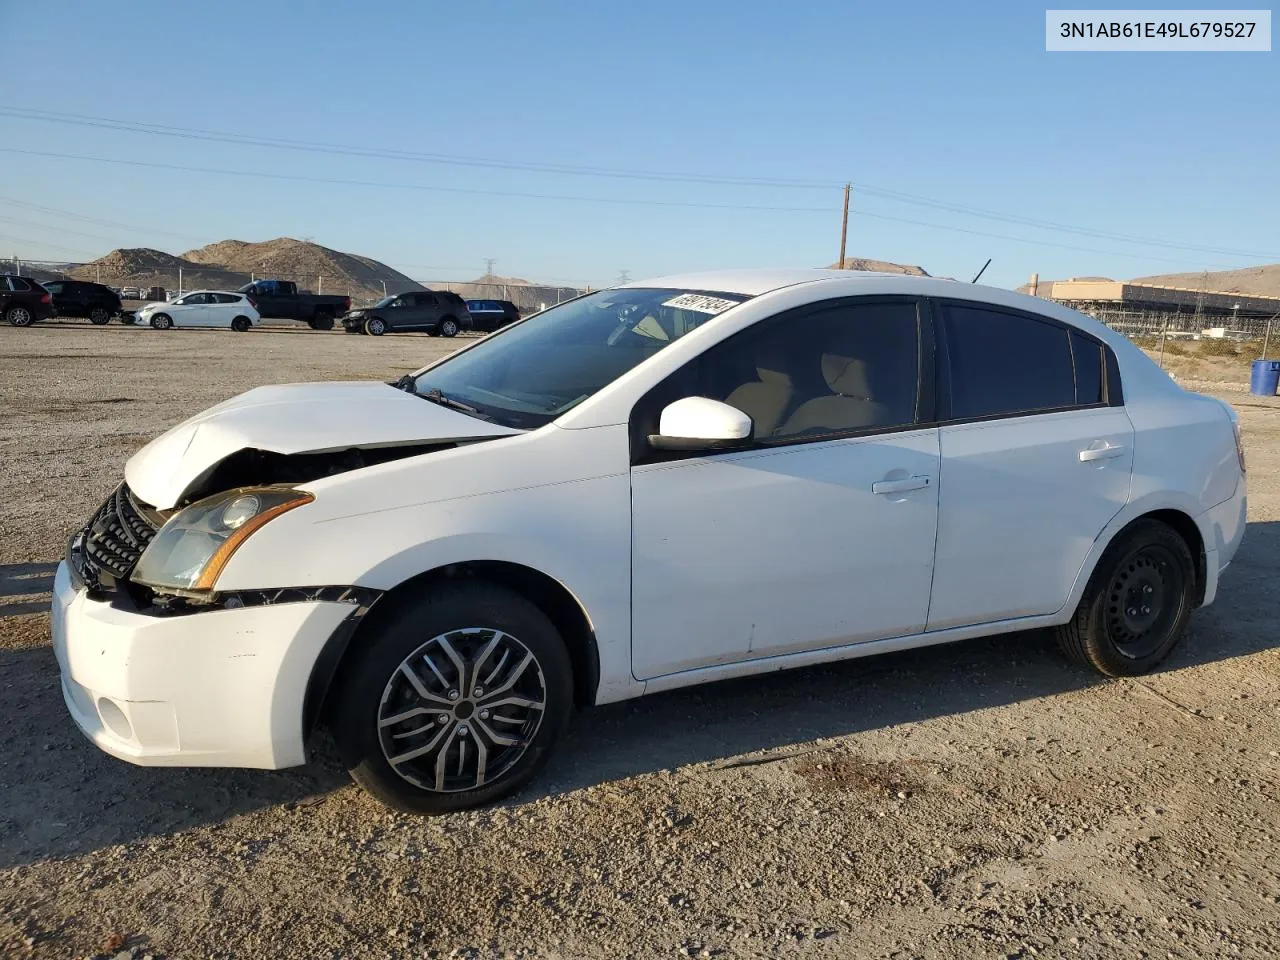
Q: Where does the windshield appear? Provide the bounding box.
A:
[372,296,396,308]
[413,288,748,429]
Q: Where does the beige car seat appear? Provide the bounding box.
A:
[724,367,794,438]
[778,354,888,436]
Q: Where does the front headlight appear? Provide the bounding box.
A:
[132,487,313,594]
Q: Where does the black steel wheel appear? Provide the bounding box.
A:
[88,307,112,325]
[1055,519,1196,676]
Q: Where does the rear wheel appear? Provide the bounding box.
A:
[88,307,112,325]
[439,316,459,338]
[150,313,173,330]
[309,312,335,331]
[231,315,252,332]
[5,305,34,327]
[1054,519,1196,676]
[365,316,386,336]
[331,582,573,814]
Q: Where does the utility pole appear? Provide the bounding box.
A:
[381,279,387,297]
[178,266,183,296]
[838,183,851,268]
[318,275,323,294]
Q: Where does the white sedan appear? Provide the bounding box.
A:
[51,269,1246,813]
[134,290,259,331]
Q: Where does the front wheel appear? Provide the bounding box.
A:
[331,582,573,814]
[365,316,386,336]
[88,307,112,325]
[150,313,173,330]
[231,315,252,332]
[5,305,34,327]
[1054,519,1196,676]
[439,316,459,338]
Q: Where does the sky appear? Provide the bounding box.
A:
[0,0,1276,290]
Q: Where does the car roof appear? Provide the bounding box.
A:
[619,268,903,296]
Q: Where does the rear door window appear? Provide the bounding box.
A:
[1071,331,1104,405]
[941,305,1075,419]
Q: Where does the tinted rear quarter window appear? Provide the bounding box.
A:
[943,305,1075,419]
[1071,331,1104,405]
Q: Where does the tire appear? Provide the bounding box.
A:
[439,316,459,338]
[309,312,335,331]
[5,305,34,327]
[331,582,573,814]
[365,316,386,336]
[1054,519,1196,676]
[231,315,252,332]
[150,313,173,330]
[88,307,112,325]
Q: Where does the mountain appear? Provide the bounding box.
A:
[1132,265,1280,298]
[182,237,420,298]
[827,258,930,276]
[69,238,421,300]
[1018,265,1280,299]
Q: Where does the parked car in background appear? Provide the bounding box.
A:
[342,290,469,336]
[134,290,259,331]
[464,298,521,333]
[49,269,1246,814]
[119,286,142,300]
[238,279,351,330]
[41,279,123,325]
[2,275,54,326]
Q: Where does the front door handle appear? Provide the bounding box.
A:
[1079,442,1126,463]
[873,476,932,495]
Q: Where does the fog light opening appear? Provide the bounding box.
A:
[96,697,133,740]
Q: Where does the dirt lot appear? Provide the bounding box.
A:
[2,321,1279,959]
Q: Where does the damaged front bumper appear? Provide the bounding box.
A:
[50,560,372,769]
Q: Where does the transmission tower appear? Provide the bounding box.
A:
[484,258,496,278]
[617,269,631,286]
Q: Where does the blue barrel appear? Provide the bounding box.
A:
[1251,359,1280,396]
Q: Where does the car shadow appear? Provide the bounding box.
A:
[1,520,1275,869]
[0,562,57,617]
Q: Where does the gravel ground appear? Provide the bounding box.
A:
[2,320,1278,959]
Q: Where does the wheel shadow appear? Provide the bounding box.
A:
[1,521,1276,868]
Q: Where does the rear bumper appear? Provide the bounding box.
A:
[50,562,353,769]
[1197,478,1247,607]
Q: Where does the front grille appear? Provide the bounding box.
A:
[71,483,161,592]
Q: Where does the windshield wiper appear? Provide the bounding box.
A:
[391,374,417,393]
[418,387,482,416]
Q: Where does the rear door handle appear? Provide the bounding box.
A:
[1079,442,1126,463]
[873,476,932,495]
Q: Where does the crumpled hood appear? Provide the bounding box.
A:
[125,381,519,509]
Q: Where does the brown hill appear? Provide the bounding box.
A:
[71,239,421,300]
[1133,264,1280,298]
[69,248,244,291]
[182,238,420,299]
[827,258,930,276]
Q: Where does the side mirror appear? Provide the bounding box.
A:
[649,397,753,452]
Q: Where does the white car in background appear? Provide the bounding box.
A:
[51,270,1247,814]
[135,290,259,331]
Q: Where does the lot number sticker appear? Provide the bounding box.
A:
[662,293,740,315]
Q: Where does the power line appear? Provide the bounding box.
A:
[2,107,1275,261]
[0,196,209,243]
[0,107,836,190]
[0,147,1251,270]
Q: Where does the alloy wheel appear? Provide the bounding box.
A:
[377,627,547,793]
